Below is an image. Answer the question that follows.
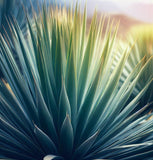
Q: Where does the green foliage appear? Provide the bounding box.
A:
[0,0,38,78]
[0,4,153,160]
[115,25,153,110]
[129,25,153,99]
[0,0,38,30]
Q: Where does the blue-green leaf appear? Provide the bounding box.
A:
[60,114,73,158]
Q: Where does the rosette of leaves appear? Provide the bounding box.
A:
[0,4,153,160]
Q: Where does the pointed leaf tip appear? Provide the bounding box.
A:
[60,114,74,158]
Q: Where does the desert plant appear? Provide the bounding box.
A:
[128,26,153,103]
[0,0,40,78]
[0,4,153,160]
[0,0,39,31]
[114,25,153,111]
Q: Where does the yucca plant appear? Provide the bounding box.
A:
[0,0,39,31]
[114,25,153,111]
[129,25,153,102]
[0,3,153,160]
[0,0,39,78]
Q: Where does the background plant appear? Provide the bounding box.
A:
[113,25,153,112]
[0,3,153,160]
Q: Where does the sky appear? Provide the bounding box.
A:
[96,0,153,3]
[65,0,153,4]
[63,0,153,7]
[96,0,153,23]
[52,0,153,23]
[78,0,153,23]
[56,0,153,6]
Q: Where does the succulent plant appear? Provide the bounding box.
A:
[0,0,40,78]
[128,26,153,102]
[0,4,153,160]
[0,0,39,29]
[114,25,153,111]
